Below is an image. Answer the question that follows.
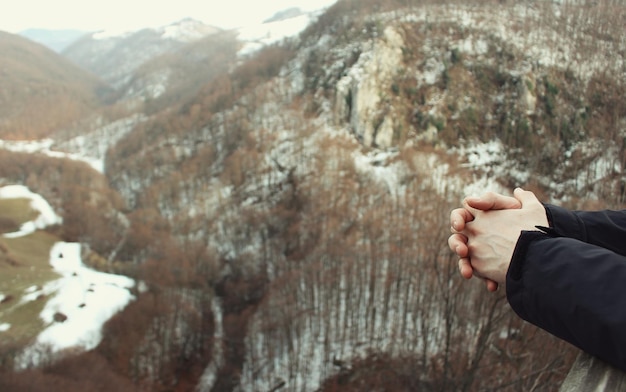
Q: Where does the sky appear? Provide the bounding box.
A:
[0,0,338,34]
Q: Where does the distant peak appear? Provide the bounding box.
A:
[91,28,133,40]
[161,18,220,41]
[90,18,220,42]
[263,7,305,24]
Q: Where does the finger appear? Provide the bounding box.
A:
[458,258,473,279]
[486,279,499,292]
[448,233,469,257]
[464,191,521,212]
[450,208,474,232]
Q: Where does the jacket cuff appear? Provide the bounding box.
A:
[544,204,587,241]
[506,230,549,321]
[507,230,547,282]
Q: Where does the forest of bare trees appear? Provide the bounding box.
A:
[1,0,625,391]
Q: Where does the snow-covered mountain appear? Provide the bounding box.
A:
[237,7,320,55]
[1,1,625,391]
[56,11,318,109]
[62,18,222,89]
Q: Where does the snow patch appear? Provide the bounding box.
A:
[17,242,135,368]
[0,186,136,368]
[237,14,312,56]
[459,139,506,168]
[452,140,527,196]
[161,19,219,42]
[56,114,146,173]
[0,185,62,238]
[353,150,401,197]
[0,138,103,173]
[458,36,489,56]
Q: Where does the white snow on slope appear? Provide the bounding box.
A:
[16,242,136,368]
[42,243,134,349]
[0,138,103,173]
[93,18,219,41]
[397,3,625,82]
[237,14,313,56]
[353,149,402,198]
[0,185,135,368]
[55,114,146,170]
[161,18,220,41]
[0,185,62,238]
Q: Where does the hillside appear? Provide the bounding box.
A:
[104,1,624,390]
[107,1,625,390]
[1,1,625,391]
[0,184,135,361]
[117,30,240,114]
[0,31,110,139]
[62,19,221,89]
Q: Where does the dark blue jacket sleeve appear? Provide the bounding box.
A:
[506,230,626,372]
[544,204,626,256]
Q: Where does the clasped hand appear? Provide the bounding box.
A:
[447,188,548,291]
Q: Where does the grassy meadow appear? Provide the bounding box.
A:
[0,197,59,345]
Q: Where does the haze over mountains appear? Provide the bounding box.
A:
[19,29,87,52]
[61,19,223,89]
[0,31,109,139]
[2,9,316,139]
[1,1,625,391]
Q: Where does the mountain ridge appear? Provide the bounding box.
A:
[0,31,110,139]
[1,1,625,391]
[62,19,222,89]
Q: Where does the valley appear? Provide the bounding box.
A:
[1,1,625,391]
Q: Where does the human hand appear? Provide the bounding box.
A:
[462,188,548,286]
[448,191,521,291]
